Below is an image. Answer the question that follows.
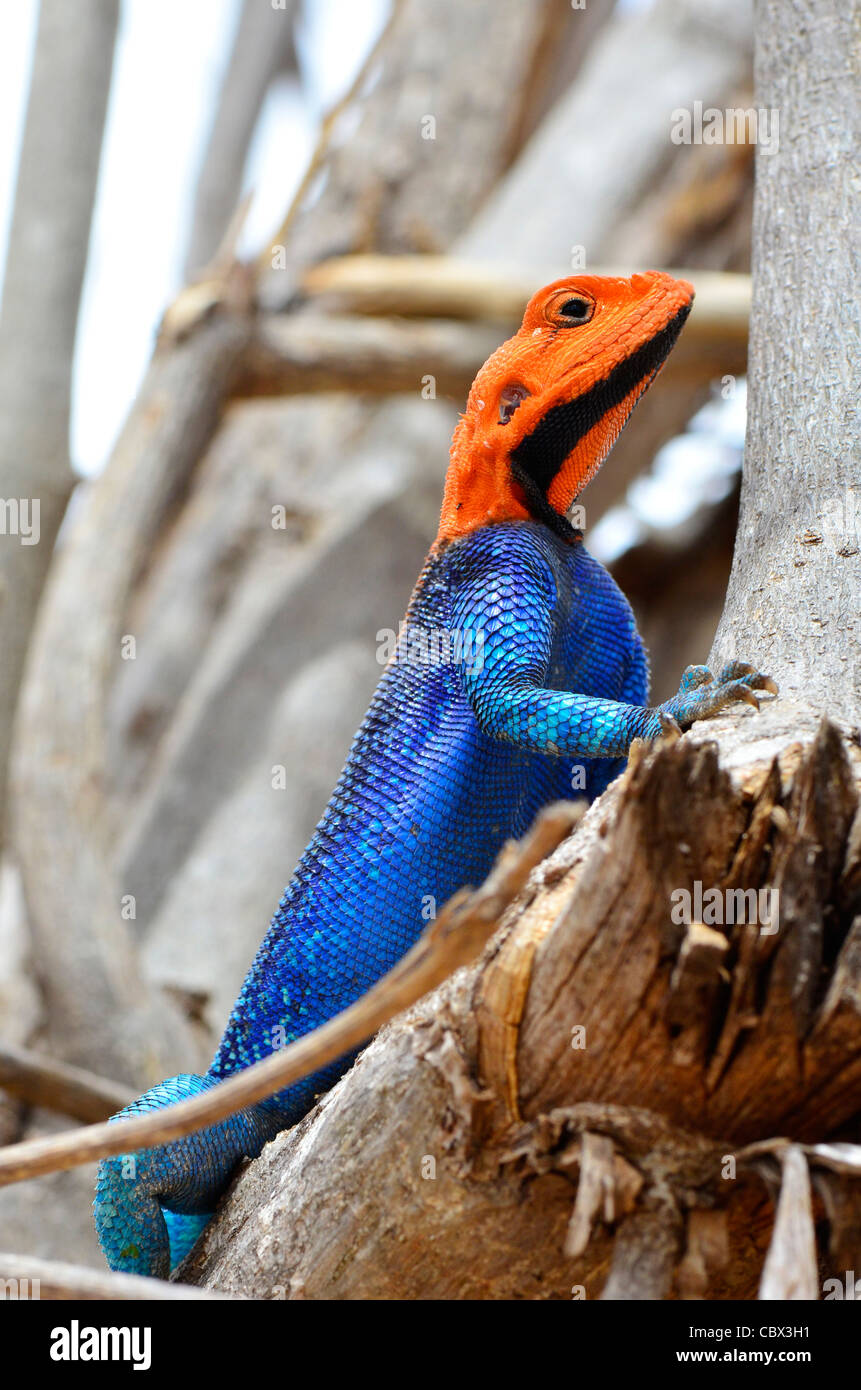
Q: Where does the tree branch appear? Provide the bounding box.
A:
[0,1042,132,1123]
[0,0,118,842]
[301,254,751,346]
[185,0,298,277]
[10,306,253,1084]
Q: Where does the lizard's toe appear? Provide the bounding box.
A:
[717,660,755,682]
[722,679,761,711]
[717,661,778,695]
[661,660,777,731]
[679,664,713,691]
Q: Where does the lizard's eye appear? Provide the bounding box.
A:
[498,383,531,425]
[556,297,594,325]
[543,289,596,327]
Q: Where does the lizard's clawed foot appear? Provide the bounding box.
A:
[659,660,778,732]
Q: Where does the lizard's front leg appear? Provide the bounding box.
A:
[453,556,776,761]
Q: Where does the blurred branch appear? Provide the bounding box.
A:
[0,1041,132,1123]
[455,0,754,270]
[0,0,118,846]
[235,256,749,402]
[506,0,616,158]
[11,307,252,1085]
[0,1253,233,1300]
[257,0,565,300]
[0,803,580,1184]
[185,0,299,278]
[611,484,740,703]
[301,254,751,346]
[237,312,501,398]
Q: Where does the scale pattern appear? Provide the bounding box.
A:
[211,523,645,1108]
[95,522,650,1276]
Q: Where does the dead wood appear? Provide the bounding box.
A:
[178,711,861,1298]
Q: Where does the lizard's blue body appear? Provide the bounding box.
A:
[95,273,774,1276]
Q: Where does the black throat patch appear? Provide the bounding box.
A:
[509,301,691,537]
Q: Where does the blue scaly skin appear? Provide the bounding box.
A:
[95,272,775,1276]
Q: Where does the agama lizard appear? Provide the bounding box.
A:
[95,272,775,1276]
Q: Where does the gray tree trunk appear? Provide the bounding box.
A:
[710,0,860,718]
[0,0,118,843]
[185,0,298,278]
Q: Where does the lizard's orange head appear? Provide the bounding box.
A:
[439,270,694,542]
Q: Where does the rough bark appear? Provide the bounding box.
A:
[0,0,118,842]
[710,0,860,717]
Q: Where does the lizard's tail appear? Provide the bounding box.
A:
[94,1073,274,1278]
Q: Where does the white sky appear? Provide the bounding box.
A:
[0,0,389,477]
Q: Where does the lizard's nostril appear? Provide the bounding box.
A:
[498,383,531,425]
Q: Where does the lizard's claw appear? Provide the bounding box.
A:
[730,682,762,711]
[658,660,778,732]
[657,710,682,742]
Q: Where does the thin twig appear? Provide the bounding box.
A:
[0,1252,236,1300]
[0,802,582,1186]
[257,0,404,271]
